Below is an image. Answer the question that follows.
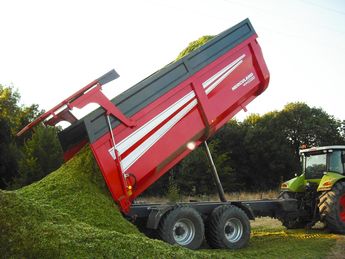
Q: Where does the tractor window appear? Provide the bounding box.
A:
[329,151,344,174]
[305,153,327,179]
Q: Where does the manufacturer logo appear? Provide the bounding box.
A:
[232,72,255,91]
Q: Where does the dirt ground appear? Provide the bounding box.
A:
[327,236,345,259]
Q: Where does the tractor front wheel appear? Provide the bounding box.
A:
[318,181,345,234]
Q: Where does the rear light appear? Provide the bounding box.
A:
[281,183,288,188]
[127,185,133,196]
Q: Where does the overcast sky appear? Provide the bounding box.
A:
[1,0,344,122]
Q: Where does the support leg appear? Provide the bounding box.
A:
[203,141,227,202]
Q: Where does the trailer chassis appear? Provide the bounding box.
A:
[126,141,298,249]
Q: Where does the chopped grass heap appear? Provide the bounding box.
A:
[176,35,214,61]
[0,148,200,258]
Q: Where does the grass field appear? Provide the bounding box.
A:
[0,147,343,258]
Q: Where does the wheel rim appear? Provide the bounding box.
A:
[173,218,195,246]
[224,218,243,243]
[340,194,345,223]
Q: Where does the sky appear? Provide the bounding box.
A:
[1,0,345,122]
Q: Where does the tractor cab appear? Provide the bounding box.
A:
[302,146,345,179]
[281,146,345,192]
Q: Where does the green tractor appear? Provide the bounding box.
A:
[278,145,345,233]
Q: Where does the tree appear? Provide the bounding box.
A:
[0,85,62,189]
[0,86,23,188]
[277,103,345,154]
[0,118,19,187]
[242,111,297,190]
[13,126,63,187]
[212,120,248,190]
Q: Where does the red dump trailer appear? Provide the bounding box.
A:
[19,19,298,250]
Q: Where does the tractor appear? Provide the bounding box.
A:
[279,145,345,233]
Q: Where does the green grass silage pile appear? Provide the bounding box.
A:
[0,148,200,258]
[175,35,214,61]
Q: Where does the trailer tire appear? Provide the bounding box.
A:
[158,206,204,250]
[278,191,308,229]
[318,181,345,234]
[205,205,250,249]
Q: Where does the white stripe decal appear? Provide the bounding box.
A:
[113,91,196,156]
[202,54,245,90]
[121,99,197,171]
[108,54,246,171]
[205,60,243,95]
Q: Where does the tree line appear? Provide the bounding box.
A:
[1,85,345,196]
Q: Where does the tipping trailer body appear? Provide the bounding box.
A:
[19,19,269,213]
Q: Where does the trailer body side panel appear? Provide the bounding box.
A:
[56,19,269,213]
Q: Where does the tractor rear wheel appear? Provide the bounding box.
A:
[205,205,250,249]
[318,181,345,234]
[278,191,309,229]
[158,206,204,250]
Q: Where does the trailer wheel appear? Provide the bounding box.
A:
[318,181,345,234]
[158,206,204,250]
[206,205,250,249]
[277,191,308,229]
